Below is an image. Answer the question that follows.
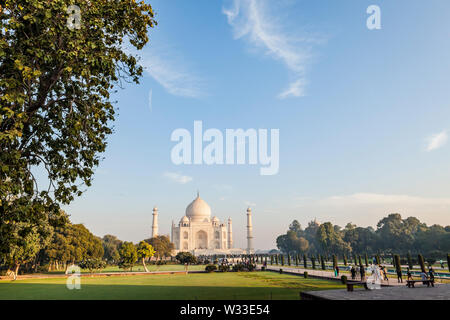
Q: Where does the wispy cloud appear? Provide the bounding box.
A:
[125,44,205,98]
[164,172,193,184]
[223,0,319,98]
[426,130,448,152]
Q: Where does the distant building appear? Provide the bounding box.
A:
[151,192,254,255]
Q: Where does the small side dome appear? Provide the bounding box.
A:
[180,216,189,223]
[212,216,219,222]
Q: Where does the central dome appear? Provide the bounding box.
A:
[186,193,211,222]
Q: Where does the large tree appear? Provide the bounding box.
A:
[118,241,137,271]
[136,241,155,272]
[39,222,104,270]
[145,235,174,260]
[102,234,122,264]
[0,0,156,270]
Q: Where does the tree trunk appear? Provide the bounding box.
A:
[142,258,149,272]
[13,263,20,280]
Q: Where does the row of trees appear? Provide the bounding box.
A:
[276,214,450,259]
[0,206,176,278]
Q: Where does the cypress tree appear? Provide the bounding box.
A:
[447,254,450,272]
[303,254,307,269]
[354,255,357,265]
[321,255,326,270]
[281,255,285,266]
[358,255,362,267]
[333,254,338,269]
[275,255,278,265]
[418,254,426,273]
[407,252,413,269]
[343,254,348,266]
[376,254,381,265]
[287,254,291,266]
[311,257,316,269]
[270,255,273,265]
[365,253,369,267]
[394,254,402,274]
[295,254,299,266]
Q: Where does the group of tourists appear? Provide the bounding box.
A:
[348,264,390,282]
[346,264,437,285]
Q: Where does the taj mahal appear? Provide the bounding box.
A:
[151,192,254,255]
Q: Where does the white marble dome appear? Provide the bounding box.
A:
[185,193,211,222]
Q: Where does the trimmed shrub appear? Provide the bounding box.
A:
[320,256,326,270]
[218,264,229,272]
[418,254,426,273]
[205,264,218,273]
[279,268,283,274]
[447,254,450,272]
[407,252,413,269]
[332,254,338,269]
[304,271,308,279]
[394,254,401,273]
[341,275,347,284]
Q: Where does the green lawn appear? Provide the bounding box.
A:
[0,271,345,300]
[46,264,205,274]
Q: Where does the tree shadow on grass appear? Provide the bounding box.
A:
[0,283,309,300]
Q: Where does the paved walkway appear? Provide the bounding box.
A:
[262,265,418,287]
[301,283,450,300]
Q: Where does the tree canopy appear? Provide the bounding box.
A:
[0,0,156,274]
[276,214,450,259]
[145,235,174,259]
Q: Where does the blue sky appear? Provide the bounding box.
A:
[65,0,450,250]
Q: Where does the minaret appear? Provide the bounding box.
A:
[151,207,158,238]
[227,218,233,249]
[246,207,253,254]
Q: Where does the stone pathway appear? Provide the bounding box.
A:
[301,283,450,300]
[262,265,426,287]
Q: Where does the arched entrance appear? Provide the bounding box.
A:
[195,230,208,249]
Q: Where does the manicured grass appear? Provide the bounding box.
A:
[0,271,346,300]
[46,264,205,274]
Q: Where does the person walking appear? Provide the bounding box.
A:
[382,265,389,282]
[406,267,413,281]
[360,264,365,281]
[351,266,356,280]
[429,267,435,286]
[396,268,403,283]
